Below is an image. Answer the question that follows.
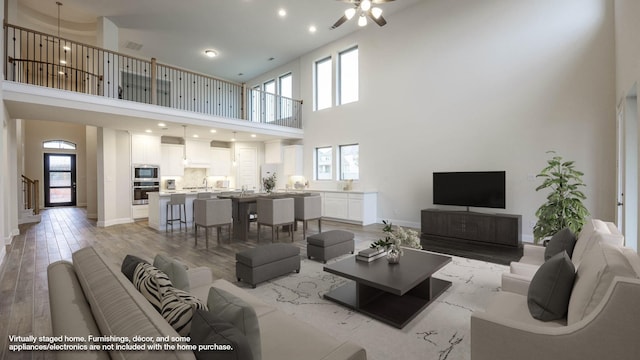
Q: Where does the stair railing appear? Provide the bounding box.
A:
[21,175,40,215]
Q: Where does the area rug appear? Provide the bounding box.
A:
[246,252,507,360]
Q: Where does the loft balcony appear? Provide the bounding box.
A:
[3,23,303,132]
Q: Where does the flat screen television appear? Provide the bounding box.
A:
[433,171,506,209]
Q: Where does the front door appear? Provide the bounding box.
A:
[44,153,77,207]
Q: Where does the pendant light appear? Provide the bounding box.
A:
[182,125,189,165]
[231,132,237,167]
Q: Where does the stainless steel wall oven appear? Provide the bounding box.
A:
[133,165,159,205]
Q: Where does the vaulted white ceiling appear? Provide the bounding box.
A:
[15,0,422,83]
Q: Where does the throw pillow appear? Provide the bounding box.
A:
[190,309,254,360]
[161,287,207,336]
[153,254,190,291]
[544,228,577,261]
[527,251,576,321]
[207,287,261,360]
[121,254,149,282]
[132,263,173,312]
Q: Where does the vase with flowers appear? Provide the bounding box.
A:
[262,173,276,193]
[370,220,422,264]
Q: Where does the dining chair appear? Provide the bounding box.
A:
[256,197,295,242]
[294,194,322,239]
[193,198,232,248]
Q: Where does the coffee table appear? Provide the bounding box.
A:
[323,248,452,328]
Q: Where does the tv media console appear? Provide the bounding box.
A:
[420,209,522,248]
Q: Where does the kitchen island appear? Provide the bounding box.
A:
[148,190,240,231]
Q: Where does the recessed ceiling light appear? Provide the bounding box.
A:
[63,46,71,51]
[278,9,286,17]
[204,49,218,58]
[145,129,152,133]
[58,71,65,75]
[251,134,256,138]
[60,59,67,64]
[210,129,217,133]
[193,134,199,138]
[158,123,166,127]
[309,25,317,33]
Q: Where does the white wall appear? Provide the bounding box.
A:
[96,128,132,227]
[86,126,98,219]
[255,0,617,241]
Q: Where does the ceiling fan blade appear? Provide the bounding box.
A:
[369,12,387,26]
[331,14,349,29]
[372,0,395,3]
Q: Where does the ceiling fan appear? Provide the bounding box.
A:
[331,0,395,29]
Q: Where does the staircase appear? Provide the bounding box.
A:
[19,175,41,224]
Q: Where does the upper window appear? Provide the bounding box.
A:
[339,144,359,180]
[314,57,332,111]
[338,47,359,105]
[279,73,293,119]
[43,140,76,150]
[263,79,276,122]
[315,146,333,180]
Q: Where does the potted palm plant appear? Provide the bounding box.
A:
[533,151,590,244]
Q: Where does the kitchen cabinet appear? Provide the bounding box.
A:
[323,192,348,219]
[131,134,161,165]
[315,191,377,225]
[161,144,184,176]
[283,145,303,176]
[185,140,211,167]
[210,147,231,176]
[264,140,283,164]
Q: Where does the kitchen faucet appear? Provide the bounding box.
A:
[202,177,208,191]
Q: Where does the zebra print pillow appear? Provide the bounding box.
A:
[133,263,173,312]
[161,287,207,336]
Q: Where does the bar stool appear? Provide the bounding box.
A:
[166,193,187,232]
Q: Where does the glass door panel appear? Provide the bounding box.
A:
[44,153,76,207]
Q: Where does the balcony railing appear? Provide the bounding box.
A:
[4,23,302,129]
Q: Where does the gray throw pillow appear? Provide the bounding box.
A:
[190,309,254,360]
[121,254,149,282]
[527,251,576,321]
[207,287,261,360]
[153,254,190,291]
[544,228,577,261]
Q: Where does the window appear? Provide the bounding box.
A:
[315,57,332,111]
[339,144,359,180]
[279,73,293,119]
[250,85,261,122]
[338,47,358,105]
[315,147,333,180]
[264,79,276,122]
[43,140,76,150]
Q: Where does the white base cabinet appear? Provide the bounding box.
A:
[313,191,377,225]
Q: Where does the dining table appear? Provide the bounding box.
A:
[216,192,315,241]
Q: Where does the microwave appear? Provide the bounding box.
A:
[133,165,159,180]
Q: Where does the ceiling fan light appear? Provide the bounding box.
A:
[345,8,356,20]
[371,7,383,19]
[358,14,367,27]
[361,0,372,12]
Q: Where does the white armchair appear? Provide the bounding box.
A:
[502,219,624,295]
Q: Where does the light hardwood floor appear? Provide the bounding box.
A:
[0,207,385,360]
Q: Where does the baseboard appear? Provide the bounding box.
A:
[97,218,134,227]
[86,213,98,220]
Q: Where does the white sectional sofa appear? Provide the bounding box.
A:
[502,219,624,295]
[47,246,367,360]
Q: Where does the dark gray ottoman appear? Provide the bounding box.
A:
[236,243,300,288]
[307,230,355,263]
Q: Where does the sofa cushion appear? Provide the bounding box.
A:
[133,263,173,312]
[161,287,207,336]
[567,242,638,324]
[527,251,576,321]
[571,219,623,267]
[190,309,254,360]
[544,228,576,261]
[154,254,190,291]
[121,254,149,282]
[207,287,261,360]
